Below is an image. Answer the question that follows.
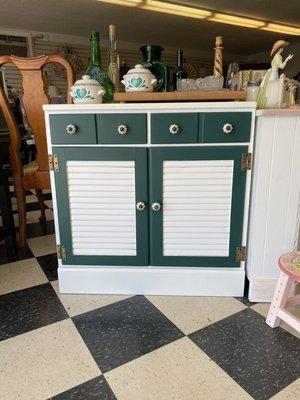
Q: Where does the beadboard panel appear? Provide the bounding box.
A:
[67,160,137,256]
[162,160,233,257]
[247,115,300,301]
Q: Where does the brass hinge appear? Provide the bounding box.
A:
[48,154,59,172]
[236,246,246,262]
[57,244,67,261]
[241,153,252,171]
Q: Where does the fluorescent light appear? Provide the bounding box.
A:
[98,0,142,7]
[141,1,211,19]
[97,0,300,35]
[209,13,265,29]
[261,23,300,36]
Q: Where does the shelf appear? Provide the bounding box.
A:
[114,90,246,103]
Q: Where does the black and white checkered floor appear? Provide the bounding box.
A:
[0,189,299,400]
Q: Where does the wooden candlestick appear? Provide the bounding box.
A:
[214,36,223,77]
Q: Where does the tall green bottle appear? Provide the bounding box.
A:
[85,31,114,103]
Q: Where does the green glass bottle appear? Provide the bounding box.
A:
[85,31,114,103]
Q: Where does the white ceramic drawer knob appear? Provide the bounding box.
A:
[136,201,146,211]
[66,124,77,134]
[222,123,234,134]
[169,124,180,135]
[117,124,128,135]
[152,202,162,212]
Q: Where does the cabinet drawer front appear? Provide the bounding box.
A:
[151,113,198,144]
[202,112,251,143]
[97,114,147,144]
[49,114,97,144]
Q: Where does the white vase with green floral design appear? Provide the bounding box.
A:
[121,64,157,92]
[70,75,106,104]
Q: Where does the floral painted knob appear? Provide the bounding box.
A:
[152,202,162,212]
[136,202,146,211]
[66,124,77,134]
[222,123,234,134]
[169,124,180,135]
[117,124,128,135]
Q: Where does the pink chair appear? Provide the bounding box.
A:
[266,251,300,332]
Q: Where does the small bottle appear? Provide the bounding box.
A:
[246,80,260,102]
[107,25,120,91]
[174,49,187,91]
[85,31,114,103]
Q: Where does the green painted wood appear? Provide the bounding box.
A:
[151,113,198,144]
[97,113,147,144]
[202,112,251,143]
[149,146,248,267]
[49,114,97,144]
[53,146,149,266]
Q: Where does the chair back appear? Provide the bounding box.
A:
[0,55,74,174]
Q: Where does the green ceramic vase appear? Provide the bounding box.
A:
[139,45,170,92]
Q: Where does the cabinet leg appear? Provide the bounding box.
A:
[266,271,293,328]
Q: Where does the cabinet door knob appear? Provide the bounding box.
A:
[136,201,146,211]
[66,124,77,134]
[222,123,234,134]
[117,124,128,135]
[169,124,180,135]
[152,202,162,212]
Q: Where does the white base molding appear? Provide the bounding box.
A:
[248,279,278,302]
[58,266,245,296]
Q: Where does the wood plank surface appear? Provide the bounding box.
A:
[114,90,246,103]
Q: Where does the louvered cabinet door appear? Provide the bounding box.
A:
[149,147,247,267]
[53,147,148,266]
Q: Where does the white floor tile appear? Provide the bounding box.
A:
[27,234,56,257]
[0,319,101,400]
[51,280,132,317]
[0,258,48,295]
[147,295,246,334]
[105,337,253,400]
[270,379,300,399]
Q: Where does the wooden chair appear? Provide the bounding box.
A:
[0,55,74,246]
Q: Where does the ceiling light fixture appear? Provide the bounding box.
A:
[98,0,142,7]
[141,0,211,19]
[97,0,300,35]
[261,23,300,36]
[209,13,266,29]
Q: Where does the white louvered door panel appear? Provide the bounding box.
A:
[163,160,234,257]
[67,160,136,256]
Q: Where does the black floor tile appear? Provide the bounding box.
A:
[26,201,49,212]
[26,220,55,239]
[0,283,68,341]
[189,308,300,400]
[0,244,34,265]
[36,253,58,281]
[49,376,116,400]
[73,295,184,373]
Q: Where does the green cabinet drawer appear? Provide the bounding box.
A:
[202,112,251,143]
[49,114,97,144]
[151,113,198,144]
[97,114,147,144]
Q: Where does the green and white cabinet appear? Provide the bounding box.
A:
[44,102,255,296]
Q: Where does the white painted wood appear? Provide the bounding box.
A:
[67,160,136,256]
[43,102,256,112]
[247,115,300,301]
[163,160,233,257]
[44,102,256,296]
[58,266,245,296]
